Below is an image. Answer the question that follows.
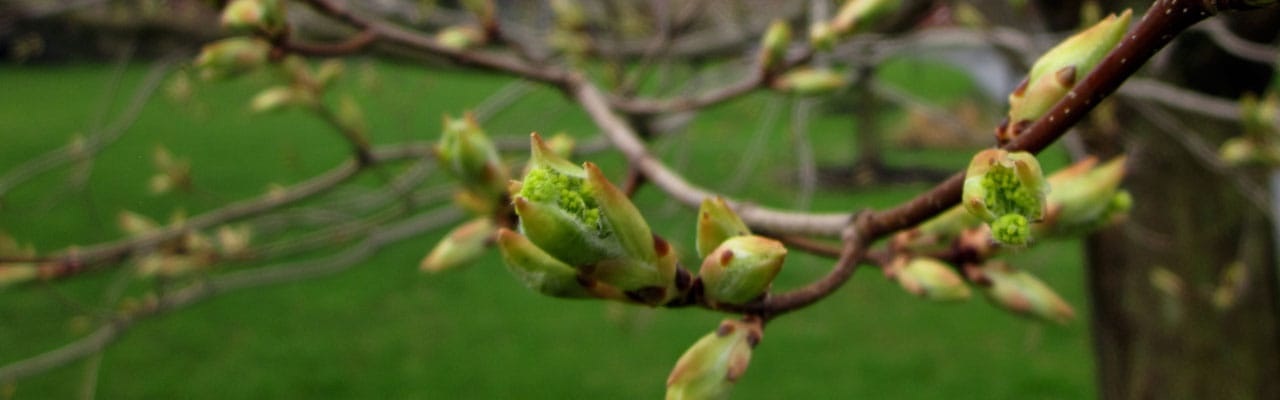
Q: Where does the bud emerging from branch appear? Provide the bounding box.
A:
[772,68,848,96]
[696,197,751,259]
[979,261,1075,324]
[698,236,786,306]
[759,20,791,73]
[885,257,971,302]
[963,149,1049,246]
[505,133,675,304]
[421,218,496,273]
[999,10,1131,143]
[221,0,286,34]
[194,37,270,81]
[667,318,763,400]
[436,113,509,200]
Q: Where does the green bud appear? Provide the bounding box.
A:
[963,149,1049,221]
[667,319,762,400]
[221,0,286,34]
[831,0,901,36]
[1037,156,1128,236]
[436,25,486,50]
[194,37,270,81]
[1240,92,1278,139]
[118,210,160,237]
[772,68,848,96]
[421,218,495,273]
[698,236,786,306]
[1001,10,1131,141]
[990,214,1030,246]
[436,113,509,199]
[696,197,751,259]
[980,262,1075,324]
[1219,137,1280,166]
[886,257,971,302]
[313,59,345,89]
[495,228,598,299]
[250,86,314,113]
[759,20,791,72]
[0,264,39,289]
[809,21,836,52]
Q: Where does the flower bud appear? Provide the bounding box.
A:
[885,257,970,302]
[512,134,674,302]
[979,261,1075,324]
[436,25,487,50]
[221,0,286,34]
[436,113,509,199]
[759,20,791,72]
[696,197,751,259]
[963,149,1049,245]
[831,0,901,36]
[1000,10,1131,142]
[194,37,270,81]
[421,218,495,273]
[698,236,786,306]
[495,228,599,299]
[772,68,848,96]
[667,318,762,400]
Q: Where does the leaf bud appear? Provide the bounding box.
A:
[698,236,786,306]
[436,113,509,199]
[759,20,791,72]
[831,0,901,36]
[194,37,270,81]
[885,256,970,302]
[220,0,286,34]
[772,68,848,96]
[421,218,495,273]
[666,318,763,400]
[696,197,751,259]
[979,261,1075,324]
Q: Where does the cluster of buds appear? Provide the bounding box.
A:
[1219,92,1280,166]
[220,0,286,35]
[884,256,971,302]
[998,10,1131,143]
[962,149,1049,246]
[758,20,792,73]
[193,37,270,81]
[497,133,677,304]
[149,145,192,195]
[694,198,786,306]
[666,318,763,400]
[771,68,848,96]
[120,211,247,278]
[975,261,1075,324]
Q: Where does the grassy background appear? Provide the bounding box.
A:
[0,59,1094,399]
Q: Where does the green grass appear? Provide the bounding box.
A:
[0,59,1093,399]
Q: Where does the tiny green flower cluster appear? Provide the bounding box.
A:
[991,214,1030,246]
[520,167,603,235]
[982,166,1041,218]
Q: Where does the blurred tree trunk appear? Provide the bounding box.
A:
[1079,8,1280,400]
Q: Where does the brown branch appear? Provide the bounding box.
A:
[280,29,377,57]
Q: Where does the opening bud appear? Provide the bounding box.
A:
[963,149,1049,245]
[698,236,786,306]
[667,318,763,400]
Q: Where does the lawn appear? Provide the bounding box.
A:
[0,58,1095,399]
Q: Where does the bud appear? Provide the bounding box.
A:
[119,210,159,236]
[250,86,314,113]
[772,68,848,96]
[1037,156,1128,236]
[1000,10,1131,142]
[0,264,38,288]
[437,113,509,199]
[220,0,286,34]
[551,0,587,30]
[831,0,901,36]
[698,236,786,306]
[511,133,674,303]
[216,224,253,257]
[962,149,1049,245]
[885,257,970,302]
[313,59,345,90]
[809,21,836,51]
[979,261,1075,324]
[194,37,270,81]
[421,218,495,273]
[667,318,762,400]
[1240,92,1278,138]
[696,197,751,259]
[150,145,191,195]
[436,25,487,50]
[337,95,368,136]
[759,20,791,72]
[495,228,598,299]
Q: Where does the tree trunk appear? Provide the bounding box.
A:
[1083,10,1280,400]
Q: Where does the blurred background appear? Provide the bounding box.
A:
[1,0,1278,399]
